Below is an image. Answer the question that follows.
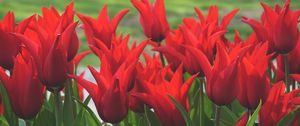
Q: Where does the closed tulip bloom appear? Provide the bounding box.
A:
[77,5,129,49]
[70,40,147,123]
[237,43,270,109]
[259,81,300,126]
[187,43,240,105]
[133,65,197,126]
[236,81,300,126]
[129,54,165,113]
[71,57,133,123]
[276,38,300,81]
[242,0,299,54]
[0,50,45,119]
[155,26,226,76]
[272,0,299,54]
[131,0,170,42]
[0,12,34,70]
[154,6,238,75]
[15,3,79,88]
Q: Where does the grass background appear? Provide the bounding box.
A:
[0,0,299,66]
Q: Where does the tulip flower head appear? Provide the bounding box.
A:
[251,81,299,126]
[129,54,165,112]
[242,0,299,54]
[131,0,170,42]
[132,65,197,126]
[70,39,147,123]
[0,12,34,70]
[237,43,270,109]
[15,3,79,89]
[276,38,300,81]
[77,5,129,49]
[187,43,241,105]
[0,50,45,119]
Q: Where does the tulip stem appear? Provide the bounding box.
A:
[198,78,204,126]
[53,88,62,126]
[267,62,272,82]
[25,120,31,126]
[158,43,166,67]
[214,105,221,126]
[284,54,290,92]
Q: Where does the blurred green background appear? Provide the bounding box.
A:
[0,0,299,66]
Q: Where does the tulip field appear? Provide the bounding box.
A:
[0,0,300,126]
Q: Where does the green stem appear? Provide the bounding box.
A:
[214,105,221,126]
[53,88,62,126]
[63,79,75,126]
[0,81,18,126]
[144,105,151,126]
[158,43,166,67]
[284,54,290,92]
[159,52,166,67]
[198,78,204,126]
[267,62,272,83]
[25,120,31,126]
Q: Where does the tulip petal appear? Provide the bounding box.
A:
[220,9,239,29]
[69,74,98,101]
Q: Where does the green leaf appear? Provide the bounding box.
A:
[143,106,151,126]
[74,109,86,126]
[203,94,214,119]
[74,96,93,126]
[143,106,162,126]
[71,77,82,115]
[222,106,239,123]
[0,116,8,126]
[63,80,75,126]
[84,111,99,126]
[73,97,102,126]
[276,107,300,126]
[246,100,262,126]
[189,86,201,126]
[0,82,18,126]
[124,110,138,125]
[168,95,194,126]
[230,100,246,117]
[83,96,92,105]
[33,107,55,126]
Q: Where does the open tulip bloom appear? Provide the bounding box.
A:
[0,0,300,126]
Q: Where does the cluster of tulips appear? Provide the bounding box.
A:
[0,0,300,126]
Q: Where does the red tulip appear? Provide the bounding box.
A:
[131,0,170,42]
[276,37,300,81]
[259,81,300,126]
[15,3,79,88]
[271,0,299,54]
[235,112,249,126]
[155,26,226,76]
[236,81,300,126]
[0,50,45,119]
[237,43,270,109]
[242,0,299,54]
[70,40,147,123]
[154,6,238,75]
[132,65,197,126]
[192,6,239,47]
[77,5,129,49]
[129,54,165,112]
[187,43,240,105]
[90,34,147,72]
[0,11,34,70]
